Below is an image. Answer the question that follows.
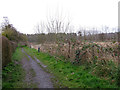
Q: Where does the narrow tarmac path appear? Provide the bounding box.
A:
[21,48,53,88]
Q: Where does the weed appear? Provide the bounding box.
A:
[2,47,34,88]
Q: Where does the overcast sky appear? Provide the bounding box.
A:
[0,0,119,34]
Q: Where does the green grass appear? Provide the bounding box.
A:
[24,47,118,88]
[12,47,23,62]
[2,62,25,88]
[2,47,25,88]
[2,47,36,88]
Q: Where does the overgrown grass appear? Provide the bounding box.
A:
[12,47,24,62]
[2,62,25,88]
[2,47,34,88]
[24,46,118,88]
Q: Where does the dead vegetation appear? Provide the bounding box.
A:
[30,41,119,81]
[31,41,118,64]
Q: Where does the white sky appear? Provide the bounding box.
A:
[0,0,119,34]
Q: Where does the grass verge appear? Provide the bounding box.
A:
[24,46,118,88]
[2,47,36,88]
[2,47,25,88]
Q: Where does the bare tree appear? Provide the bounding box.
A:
[35,21,46,34]
[46,16,65,33]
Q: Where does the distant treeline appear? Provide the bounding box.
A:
[27,33,77,44]
[27,32,118,44]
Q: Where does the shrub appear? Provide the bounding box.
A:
[2,36,17,67]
